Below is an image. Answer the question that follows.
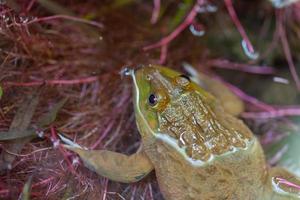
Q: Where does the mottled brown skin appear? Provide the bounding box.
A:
[66,65,300,200]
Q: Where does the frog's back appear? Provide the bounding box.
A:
[144,137,268,200]
[141,92,269,199]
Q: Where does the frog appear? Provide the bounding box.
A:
[64,65,300,200]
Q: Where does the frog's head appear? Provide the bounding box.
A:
[130,65,212,134]
[129,65,252,163]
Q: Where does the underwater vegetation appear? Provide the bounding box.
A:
[1,0,300,199]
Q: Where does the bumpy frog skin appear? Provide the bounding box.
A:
[66,65,300,200]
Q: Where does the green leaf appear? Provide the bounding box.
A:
[0,85,2,99]
[36,98,68,127]
[20,176,32,200]
[0,129,36,140]
[265,130,300,177]
[168,0,193,31]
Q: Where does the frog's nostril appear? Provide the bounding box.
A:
[146,74,152,81]
[179,74,191,82]
[176,74,191,87]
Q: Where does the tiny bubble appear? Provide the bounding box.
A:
[197,3,218,13]
[270,0,294,8]
[241,40,259,60]
[20,16,29,23]
[206,4,218,12]
[72,157,79,165]
[37,130,44,138]
[189,24,205,37]
[7,163,12,170]
[53,140,60,148]
[273,77,289,84]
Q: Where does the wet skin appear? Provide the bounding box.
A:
[66,65,300,200]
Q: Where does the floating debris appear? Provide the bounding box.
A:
[273,77,290,84]
[241,39,259,60]
[269,0,300,8]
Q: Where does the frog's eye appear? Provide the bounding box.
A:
[175,74,191,87]
[147,91,169,110]
[148,93,158,106]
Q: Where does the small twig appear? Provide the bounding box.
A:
[219,79,275,111]
[148,183,154,200]
[102,179,108,200]
[50,127,76,175]
[144,0,204,50]
[224,0,258,59]
[159,45,168,64]
[151,0,161,24]
[144,0,205,63]
[26,14,104,29]
[207,59,276,74]
[277,10,300,90]
[242,107,300,119]
[4,76,98,87]
[90,121,114,150]
[26,0,36,12]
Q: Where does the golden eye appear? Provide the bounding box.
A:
[148,90,169,111]
[175,74,191,87]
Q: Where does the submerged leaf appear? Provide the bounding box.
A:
[265,130,300,177]
[0,98,67,141]
[0,85,2,99]
[0,129,36,140]
[21,176,32,200]
[168,0,193,31]
[36,98,68,127]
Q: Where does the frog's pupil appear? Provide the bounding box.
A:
[148,94,157,106]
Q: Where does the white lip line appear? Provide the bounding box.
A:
[130,69,157,136]
[156,133,252,167]
[131,69,252,167]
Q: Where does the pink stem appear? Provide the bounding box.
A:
[159,45,168,64]
[207,59,276,74]
[242,108,300,119]
[4,76,98,87]
[276,177,300,190]
[50,127,76,175]
[144,0,205,51]
[224,0,254,53]
[151,0,161,24]
[26,0,36,12]
[221,81,275,111]
[277,10,300,91]
[101,179,108,200]
[90,121,114,150]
